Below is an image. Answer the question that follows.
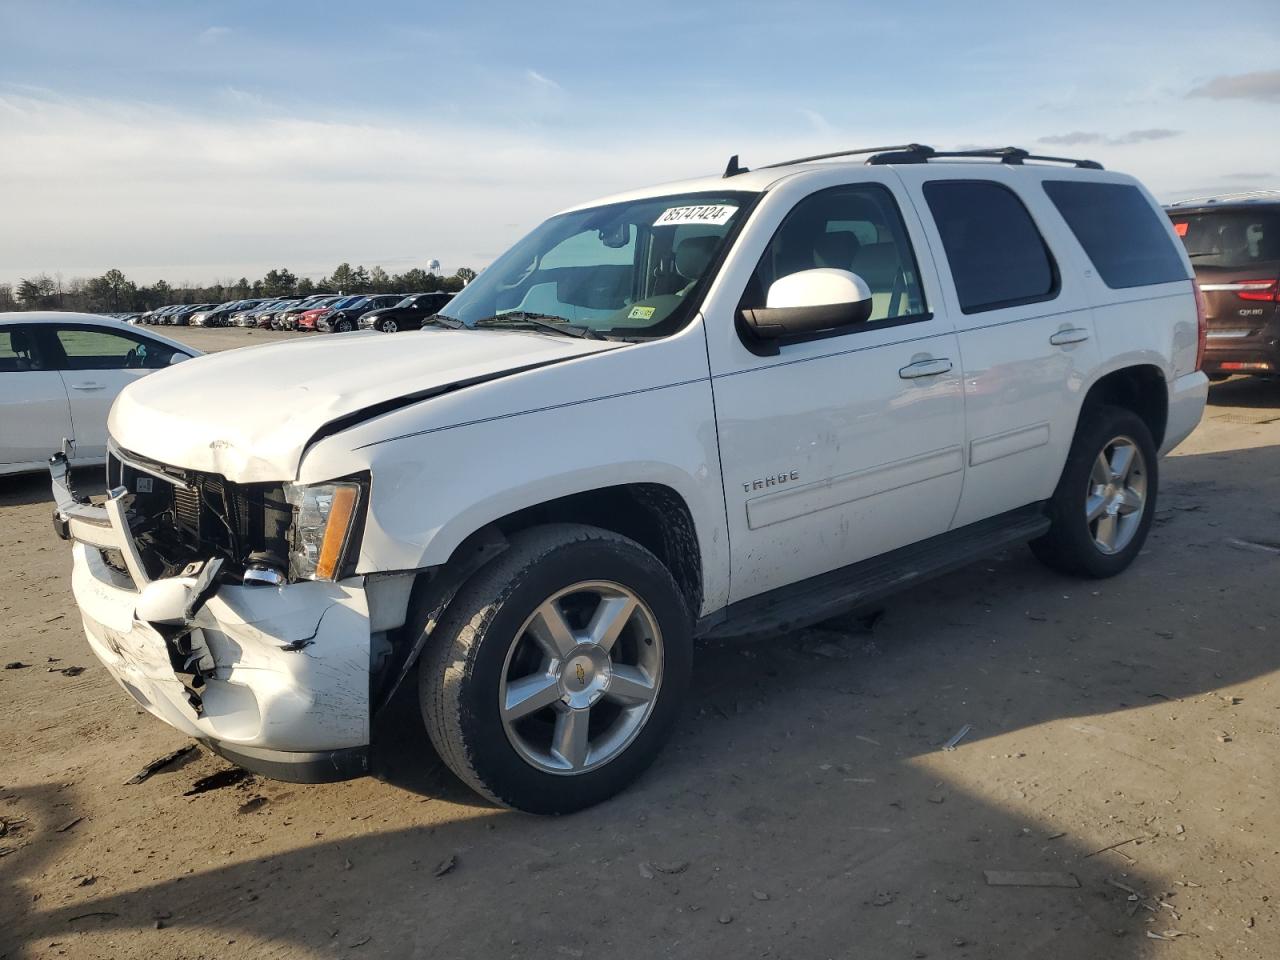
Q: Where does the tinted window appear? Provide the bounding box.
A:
[744,183,927,323]
[1168,208,1280,270]
[52,328,180,370]
[923,180,1057,313]
[1044,181,1189,288]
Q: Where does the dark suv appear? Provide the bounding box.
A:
[1167,193,1280,380]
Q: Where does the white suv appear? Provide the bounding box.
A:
[52,144,1208,813]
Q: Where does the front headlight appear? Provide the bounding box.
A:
[284,480,364,581]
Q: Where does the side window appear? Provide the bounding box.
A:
[1043,181,1190,288]
[923,180,1058,314]
[52,328,180,370]
[744,183,927,323]
[0,328,40,372]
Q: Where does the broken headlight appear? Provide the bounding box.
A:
[284,479,364,581]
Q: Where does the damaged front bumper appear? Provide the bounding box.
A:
[50,454,372,783]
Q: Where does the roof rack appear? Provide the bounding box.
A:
[722,144,929,178]
[865,145,1102,169]
[723,143,1103,178]
[1167,189,1280,207]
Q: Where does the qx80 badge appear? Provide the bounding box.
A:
[742,470,800,493]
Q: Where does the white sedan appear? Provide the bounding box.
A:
[1,312,199,475]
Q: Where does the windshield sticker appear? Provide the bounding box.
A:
[653,204,737,227]
[1173,221,1188,237]
[628,305,656,320]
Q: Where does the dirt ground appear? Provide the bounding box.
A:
[2,331,1278,959]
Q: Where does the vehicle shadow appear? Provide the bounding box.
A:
[3,443,1278,958]
[1207,375,1280,409]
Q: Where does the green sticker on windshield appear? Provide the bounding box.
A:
[628,305,656,320]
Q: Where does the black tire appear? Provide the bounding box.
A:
[380,319,397,333]
[336,318,352,333]
[419,523,692,814]
[1030,404,1158,578]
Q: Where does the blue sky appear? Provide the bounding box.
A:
[2,0,1277,284]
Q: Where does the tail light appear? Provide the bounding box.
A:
[1235,280,1278,302]
[1194,281,1207,372]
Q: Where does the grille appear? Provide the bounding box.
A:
[109,446,289,579]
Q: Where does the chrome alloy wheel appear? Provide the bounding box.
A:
[1086,435,1147,555]
[382,319,398,332]
[499,581,663,775]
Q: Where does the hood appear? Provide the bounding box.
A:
[110,329,623,481]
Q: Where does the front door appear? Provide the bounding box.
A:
[42,325,185,462]
[704,177,966,603]
[0,325,74,468]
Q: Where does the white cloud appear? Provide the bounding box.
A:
[1187,70,1280,104]
[198,26,231,46]
[0,84,1266,284]
[524,69,561,91]
[0,90,730,283]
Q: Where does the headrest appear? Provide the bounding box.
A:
[813,231,861,270]
[9,329,30,353]
[675,235,720,281]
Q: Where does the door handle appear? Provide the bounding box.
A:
[1049,327,1090,346]
[70,382,105,391]
[898,357,953,379]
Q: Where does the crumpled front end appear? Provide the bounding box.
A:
[51,453,374,782]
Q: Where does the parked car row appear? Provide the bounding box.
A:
[128,292,455,334]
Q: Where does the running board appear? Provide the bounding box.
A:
[696,504,1051,640]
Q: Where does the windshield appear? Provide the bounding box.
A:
[439,190,756,337]
[1171,209,1280,269]
[329,295,363,309]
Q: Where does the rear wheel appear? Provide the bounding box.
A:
[419,524,691,814]
[1031,405,1157,578]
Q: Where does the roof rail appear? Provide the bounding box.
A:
[866,145,1103,170]
[1167,189,1280,207]
[723,143,1104,178]
[758,144,933,170]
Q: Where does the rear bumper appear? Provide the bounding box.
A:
[1161,370,1209,455]
[50,458,373,778]
[1203,318,1280,374]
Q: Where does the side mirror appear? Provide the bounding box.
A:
[741,268,873,340]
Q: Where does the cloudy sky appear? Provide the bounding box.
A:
[1,0,1277,285]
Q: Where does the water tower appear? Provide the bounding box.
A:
[427,259,442,276]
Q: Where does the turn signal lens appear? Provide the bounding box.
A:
[316,485,358,580]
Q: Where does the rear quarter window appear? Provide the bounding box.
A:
[1043,181,1190,289]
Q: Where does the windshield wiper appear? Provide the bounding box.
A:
[472,312,603,340]
[422,313,465,329]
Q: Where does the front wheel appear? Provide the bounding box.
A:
[419,524,692,814]
[380,318,398,333]
[1030,405,1158,578]
[335,318,353,332]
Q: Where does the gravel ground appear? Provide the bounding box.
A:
[2,357,1278,959]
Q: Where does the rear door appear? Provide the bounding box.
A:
[0,324,75,469]
[897,169,1101,528]
[41,324,187,462]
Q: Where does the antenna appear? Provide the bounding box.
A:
[723,155,748,178]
